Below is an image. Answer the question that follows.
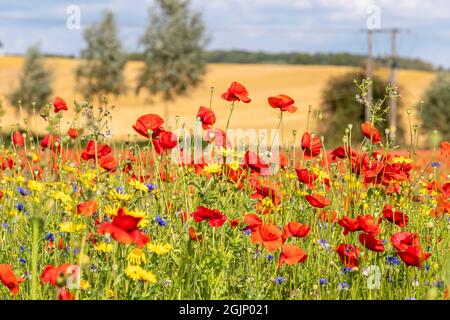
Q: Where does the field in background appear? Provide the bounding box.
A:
[0,56,436,142]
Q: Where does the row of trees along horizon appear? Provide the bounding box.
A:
[5,0,450,143]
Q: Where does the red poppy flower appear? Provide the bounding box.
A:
[383,204,409,227]
[97,208,149,247]
[41,264,77,287]
[396,246,431,268]
[99,154,118,172]
[440,141,450,158]
[244,151,270,174]
[357,215,381,235]
[132,114,164,138]
[301,132,322,158]
[12,131,24,147]
[197,106,216,129]
[358,233,384,252]
[230,218,239,228]
[40,134,60,151]
[53,97,68,113]
[67,128,79,139]
[58,287,75,300]
[361,122,381,144]
[305,194,330,208]
[221,81,251,103]
[390,232,420,251]
[250,179,282,206]
[0,264,24,296]
[189,227,202,241]
[250,224,283,252]
[152,130,178,154]
[243,213,262,232]
[338,216,361,235]
[331,146,357,161]
[76,200,97,216]
[283,221,310,239]
[81,140,112,160]
[278,244,308,269]
[335,243,360,268]
[268,94,297,113]
[191,206,227,227]
[295,168,318,186]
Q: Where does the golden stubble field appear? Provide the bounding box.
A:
[0,56,436,142]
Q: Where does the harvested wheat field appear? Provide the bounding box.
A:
[0,56,436,140]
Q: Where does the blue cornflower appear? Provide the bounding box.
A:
[433,281,444,288]
[318,239,330,250]
[156,215,167,226]
[15,202,25,212]
[72,184,79,192]
[431,162,441,168]
[339,282,350,290]
[145,183,157,192]
[320,278,328,285]
[19,258,27,265]
[73,248,80,255]
[245,229,251,236]
[45,233,55,242]
[386,256,400,265]
[17,187,30,196]
[116,186,125,194]
[1,223,9,228]
[382,239,388,245]
[341,266,353,274]
[276,276,283,284]
[425,264,430,271]
[19,245,25,252]
[267,255,274,261]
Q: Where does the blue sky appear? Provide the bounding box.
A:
[0,0,449,67]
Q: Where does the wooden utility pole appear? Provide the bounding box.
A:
[363,28,408,136]
[388,29,399,141]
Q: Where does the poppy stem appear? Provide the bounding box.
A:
[225,101,235,136]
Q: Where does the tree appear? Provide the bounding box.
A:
[319,70,403,147]
[76,11,127,101]
[137,0,208,121]
[9,45,52,114]
[420,72,450,141]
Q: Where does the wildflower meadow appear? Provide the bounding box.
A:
[0,80,448,301]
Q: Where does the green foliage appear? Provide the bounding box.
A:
[203,50,434,71]
[9,45,52,114]
[136,0,208,113]
[319,70,403,147]
[420,72,450,141]
[76,11,127,101]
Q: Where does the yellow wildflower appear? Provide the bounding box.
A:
[129,179,149,192]
[104,204,119,216]
[126,248,147,265]
[125,265,157,283]
[215,146,235,157]
[127,209,147,219]
[147,243,173,255]
[59,221,86,233]
[203,163,222,174]
[27,180,44,192]
[80,279,90,290]
[391,156,413,164]
[109,189,131,201]
[228,160,240,171]
[94,242,113,253]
